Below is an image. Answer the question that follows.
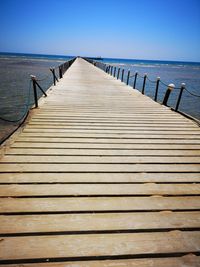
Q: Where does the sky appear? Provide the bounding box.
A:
[0,0,200,61]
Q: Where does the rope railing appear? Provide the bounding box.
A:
[0,57,76,124]
[0,80,32,123]
[34,73,52,82]
[184,87,200,98]
[30,57,76,107]
[89,59,200,120]
[146,76,157,83]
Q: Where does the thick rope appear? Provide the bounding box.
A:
[0,80,32,123]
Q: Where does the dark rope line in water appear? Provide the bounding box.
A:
[184,87,200,98]
[0,80,32,123]
[159,79,181,89]
[137,73,146,79]
[0,58,76,124]
[146,76,157,83]
[159,80,171,87]
[35,72,52,82]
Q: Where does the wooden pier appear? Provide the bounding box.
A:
[0,57,200,266]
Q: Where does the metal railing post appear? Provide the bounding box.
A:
[117,68,120,79]
[133,72,138,89]
[142,73,147,94]
[121,69,124,82]
[126,70,130,85]
[50,68,56,85]
[163,84,175,106]
[30,75,38,108]
[175,83,185,111]
[111,66,113,76]
[34,80,47,97]
[114,67,116,77]
[154,77,160,102]
[59,66,63,79]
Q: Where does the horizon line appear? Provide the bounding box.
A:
[0,51,200,64]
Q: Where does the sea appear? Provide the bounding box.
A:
[0,52,200,143]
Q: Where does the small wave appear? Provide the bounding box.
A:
[131,64,158,68]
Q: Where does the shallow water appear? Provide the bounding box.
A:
[0,53,72,143]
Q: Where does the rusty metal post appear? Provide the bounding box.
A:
[133,72,138,89]
[163,84,175,106]
[126,70,130,85]
[154,77,160,102]
[175,83,185,111]
[121,69,124,82]
[30,75,38,108]
[117,68,120,79]
[142,73,147,94]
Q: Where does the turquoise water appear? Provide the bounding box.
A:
[101,58,200,120]
[0,53,199,142]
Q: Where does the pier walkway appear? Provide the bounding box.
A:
[0,58,200,266]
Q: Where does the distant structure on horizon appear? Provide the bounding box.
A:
[86,56,102,60]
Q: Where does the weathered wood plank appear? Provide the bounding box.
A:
[1,183,200,196]
[6,148,200,156]
[10,142,200,148]
[22,128,200,137]
[2,155,200,163]
[1,255,199,267]
[0,232,200,260]
[0,196,199,213]
[0,163,199,172]
[29,122,199,129]
[16,136,200,144]
[0,212,199,234]
[0,172,199,183]
[30,118,196,122]
[25,126,200,134]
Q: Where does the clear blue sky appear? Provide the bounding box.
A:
[0,0,200,61]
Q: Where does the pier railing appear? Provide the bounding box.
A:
[86,58,200,123]
[0,57,76,144]
[30,57,76,108]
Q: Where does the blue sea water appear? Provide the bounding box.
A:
[0,52,199,142]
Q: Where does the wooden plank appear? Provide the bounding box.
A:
[1,183,200,196]
[0,212,199,234]
[31,118,197,124]
[0,232,200,260]
[0,163,199,172]
[26,126,200,134]
[0,172,199,183]
[31,113,194,117]
[6,148,200,156]
[1,255,199,267]
[16,136,200,144]
[0,196,200,213]
[32,113,195,117]
[11,142,200,148]
[21,130,200,140]
[33,112,195,117]
[28,126,199,131]
[28,120,199,124]
[31,117,195,124]
[2,155,200,164]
